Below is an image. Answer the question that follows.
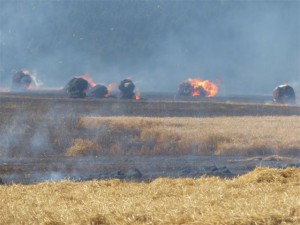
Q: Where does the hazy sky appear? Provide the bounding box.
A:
[0,0,299,94]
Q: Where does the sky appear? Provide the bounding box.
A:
[0,0,299,95]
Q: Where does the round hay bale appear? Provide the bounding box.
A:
[272,84,296,104]
[11,70,33,91]
[87,84,108,98]
[178,81,209,97]
[118,79,136,99]
[178,82,194,96]
[64,77,89,98]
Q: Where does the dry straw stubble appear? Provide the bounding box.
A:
[0,167,299,224]
[73,116,300,156]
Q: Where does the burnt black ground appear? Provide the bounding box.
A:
[0,90,299,184]
[0,89,274,103]
[0,155,299,184]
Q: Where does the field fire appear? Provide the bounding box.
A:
[0,1,299,224]
[6,71,299,105]
[64,74,116,98]
[0,96,299,224]
[178,78,218,97]
[1,65,300,225]
[118,78,140,100]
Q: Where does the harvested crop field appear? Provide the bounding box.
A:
[0,91,300,224]
[0,167,299,224]
[76,116,300,156]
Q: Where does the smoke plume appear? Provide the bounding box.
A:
[0,0,299,95]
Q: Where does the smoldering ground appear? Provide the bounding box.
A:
[0,0,299,95]
[0,92,300,184]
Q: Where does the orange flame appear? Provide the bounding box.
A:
[75,74,96,88]
[134,89,141,100]
[187,78,218,97]
[124,77,140,100]
[105,82,117,97]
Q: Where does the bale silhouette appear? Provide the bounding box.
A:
[87,84,108,98]
[178,82,193,96]
[11,70,33,91]
[64,77,89,98]
[178,81,207,97]
[119,79,136,99]
[272,84,296,104]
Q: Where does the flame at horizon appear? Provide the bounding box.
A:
[134,89,141,100]
[180,78,219,97]
[75,74,96,88]
[105,82,117,97]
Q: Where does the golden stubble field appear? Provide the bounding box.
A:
[68,116,300,156]
[0,167,299,224]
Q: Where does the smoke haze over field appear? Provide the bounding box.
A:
[0,0,299,94]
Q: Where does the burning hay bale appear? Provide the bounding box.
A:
[272,84,296,104]
[178,78,218,97]
[178,81,194,96]
[64,75,113,98]
[11,70,34,91]
[118,78,140,99]
[64,77,90,98]
[86,84,108,98]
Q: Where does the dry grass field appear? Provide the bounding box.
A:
[70,116,300,156]
[0,167,299,224]
[0,95,300,157]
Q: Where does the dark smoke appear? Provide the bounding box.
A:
[0,0,299,95]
